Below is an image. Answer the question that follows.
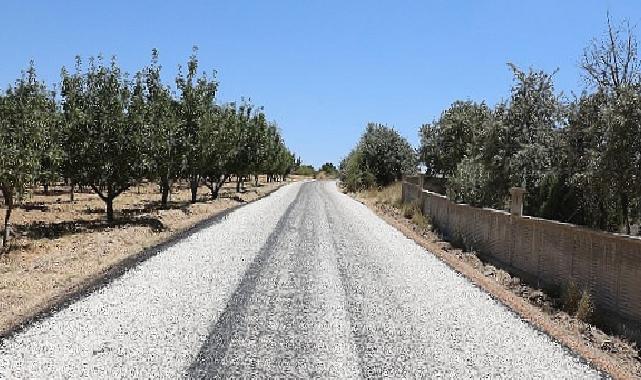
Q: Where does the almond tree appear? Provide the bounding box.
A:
[176,47,218,203]
[199,105,238,199]
[0,63,56,247]
[143,50,184,207]
[61,56,145,221]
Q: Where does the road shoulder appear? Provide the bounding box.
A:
[356,193,638,380]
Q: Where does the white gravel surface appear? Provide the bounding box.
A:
[0,181,601,378]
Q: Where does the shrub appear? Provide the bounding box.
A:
[340,123,417,191]
[576,290,594,322]
[403,203,416,219]
[339,149,375,192]
[447,157,500,208]
[562,281,581,315]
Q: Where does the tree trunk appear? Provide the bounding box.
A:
[43,182,49,196]
[236,176,241,193]
[212,175,228,200]
[2,186,13,248]
[205,180,217,200]
[255,174,259,187]
[622,193,631,235]
[161,178,170,207]
[190,178,198,204]
[2,207,11,248]
[106,197,115,222]
[70,182,75,202]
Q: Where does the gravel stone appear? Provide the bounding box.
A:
[0,181,601,378]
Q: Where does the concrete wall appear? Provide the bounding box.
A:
[402,177,641,342]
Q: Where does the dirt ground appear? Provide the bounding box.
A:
[0,176,295,336]
[355,186,641,380]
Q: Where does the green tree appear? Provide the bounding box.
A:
[143,49,184,206]
[61,56,146,222]
[176,47,218,203]
[320,162,338,175]
[419,101,491,176]
[578,18,641,234]
[0,63,57,247]
[358,123,417,186]
[200,105,237,199]
[339,148,375,192]
[478,65,562,213]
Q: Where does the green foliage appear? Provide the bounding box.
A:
[293,165,315,176]
[61,56,146,221]
[341,123,416,191]
[320,162,338,176]
[419,101,491,176]
[142,49,184,205]
[0,63,56,194]
[0,47,296,232]
[176,47,218,203]
[0,63,57,246]
[416,17,641,235]
[339,149,376,192]
[446,157,498,207]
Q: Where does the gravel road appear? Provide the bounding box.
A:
[0,181,600,378]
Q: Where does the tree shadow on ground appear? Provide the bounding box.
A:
[19,202,50,212]
[13,217,165,240]
[31,188,69,196]
[82,200,193,216]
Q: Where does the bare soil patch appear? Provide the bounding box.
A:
[0,177,293,336]
[355,186,641,380]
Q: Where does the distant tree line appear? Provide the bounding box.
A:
[0,47,296,247]
[420,17,641,234]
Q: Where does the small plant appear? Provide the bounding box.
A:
[375,182,402,207]
[562,281,581,315]
[403,203,416,219]
[412,210,429,229]
[576,290,594,322]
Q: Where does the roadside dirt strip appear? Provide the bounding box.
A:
[0,181,601,378]
[360,195,637,380]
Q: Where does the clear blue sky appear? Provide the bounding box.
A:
[1,1,640,168]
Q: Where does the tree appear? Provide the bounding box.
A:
[176,47,218,203]
[339,148,375,192]
[0,63,56,247]
[143,49,184,207]
[340,123,416,190]
[419,101,491,176]
[358,123,417,186]
[477,65,562,213]
[579,18,641,234]
[581,15,640,90]
[320,162,338,175]
[199,105,237,199]
[61,56,146,222]
[446,157,494,207]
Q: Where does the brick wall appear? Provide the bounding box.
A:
[402,177,641,342]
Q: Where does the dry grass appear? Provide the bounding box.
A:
[562,281,594,322]
[374,182,403,208]
[577,290,594,323]
[0,176,293,334]
[361,182,429,230]
[562,281,582,315]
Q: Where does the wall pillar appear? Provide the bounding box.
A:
[510,187,526,217]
